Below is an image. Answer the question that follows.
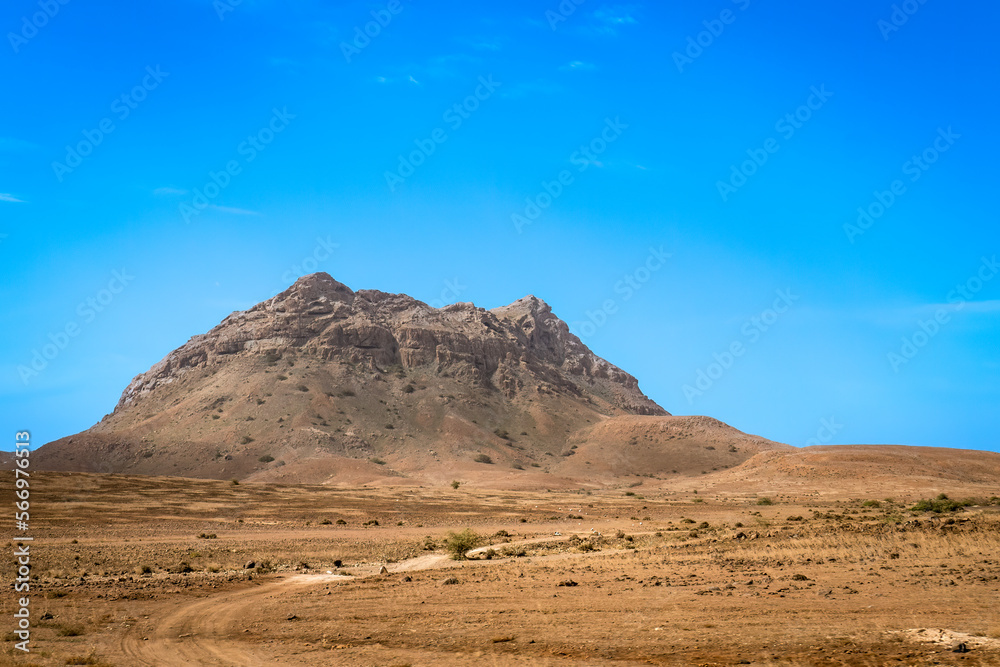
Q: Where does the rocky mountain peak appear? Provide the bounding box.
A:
[111,274,665,418]
[258,272,355,313]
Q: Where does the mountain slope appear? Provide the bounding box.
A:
[41,274,785,485]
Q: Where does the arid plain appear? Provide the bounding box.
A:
[3,471,1000,667]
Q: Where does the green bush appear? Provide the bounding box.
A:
[910,497,970,513]
[474,453,493,464]
[756,497,774,506]
[258,454,274,463]
[444,528,479,560]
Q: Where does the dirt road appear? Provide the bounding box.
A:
[118,535,570,665]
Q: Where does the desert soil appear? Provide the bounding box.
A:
[3,472,1000,666]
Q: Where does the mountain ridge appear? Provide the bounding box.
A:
[41,273,796,486]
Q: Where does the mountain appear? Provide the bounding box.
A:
[34,273,791,487]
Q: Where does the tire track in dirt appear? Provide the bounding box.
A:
[117,534,586,665]
[119,573,347,666]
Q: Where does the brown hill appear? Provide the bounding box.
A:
[36,273,790,486]
[673,444,1000,499]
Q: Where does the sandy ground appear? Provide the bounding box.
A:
[3,472,1000,666]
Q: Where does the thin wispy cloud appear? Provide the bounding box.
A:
[0,193,25,203]
[594,5,639,26]
[924,299,1000,315]
[390,53,484,83]
[854,300,1000,328]
[469,39,501,51]
[559,60,596,71]
[579,4,641,36]
[373,74,422,86]
[210,205,260,216]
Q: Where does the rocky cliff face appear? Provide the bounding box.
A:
[116,273,665,417]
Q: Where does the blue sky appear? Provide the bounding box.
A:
[2,0,998,452]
